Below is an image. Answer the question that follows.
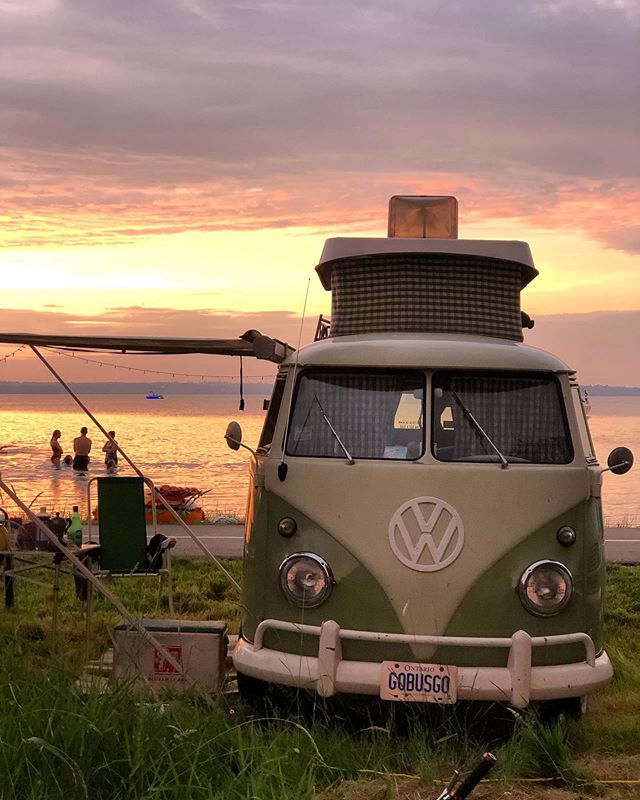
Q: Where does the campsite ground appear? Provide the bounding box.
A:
[0,560,638,799]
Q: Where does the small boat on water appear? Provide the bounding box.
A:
[146,391,164,400]
[144,485,209,524]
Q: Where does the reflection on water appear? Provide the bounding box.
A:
[0,394,267,519]
[586,396,640,524]
[0,393,638,524]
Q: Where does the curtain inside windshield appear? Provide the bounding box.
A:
[286,371,424,460]
[432,372,572,464]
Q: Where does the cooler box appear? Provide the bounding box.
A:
[113,618,227,692]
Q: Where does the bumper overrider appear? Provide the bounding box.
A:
[233,619,613,708]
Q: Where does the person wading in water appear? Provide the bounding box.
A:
[102,430,119,473]
[50,429,63,469]
[72,427,92,471]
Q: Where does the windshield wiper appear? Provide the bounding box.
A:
[314,395,355,464]
[451,391,509,469]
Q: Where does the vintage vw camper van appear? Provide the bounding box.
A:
[228,196,633,710]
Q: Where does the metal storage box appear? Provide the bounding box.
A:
[113,618,227,692]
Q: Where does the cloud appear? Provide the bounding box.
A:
[0,304,307,340]
[525,309,640,385]
[1,304,638,387]
[0,304,314,380]
[598,225,640,256]
[0,0,638,250]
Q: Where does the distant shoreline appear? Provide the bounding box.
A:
[0,382,639,396]
[0,381,273,395]
[582,385,640,396]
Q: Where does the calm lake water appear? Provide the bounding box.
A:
[0,394,638,524]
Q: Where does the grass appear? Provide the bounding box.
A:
[0,556,243,671]
[603,515,638,528]
[575,565,640,766]
[0,561,639,798]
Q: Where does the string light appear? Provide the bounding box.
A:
[0,345,26,362]
[42,347,273,381]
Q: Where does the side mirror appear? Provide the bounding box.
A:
[225,421,243,451]
[607,446,634,475]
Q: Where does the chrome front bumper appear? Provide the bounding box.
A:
[233,619,613,708]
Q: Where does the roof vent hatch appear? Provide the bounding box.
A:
[388,195,458,239]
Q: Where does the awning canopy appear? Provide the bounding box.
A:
[0,329,294,363]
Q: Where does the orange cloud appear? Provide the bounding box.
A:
[2,146,638,256]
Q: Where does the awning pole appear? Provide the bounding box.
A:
[29,346,241,592]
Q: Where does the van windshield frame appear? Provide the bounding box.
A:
[431,370,573,465]
[570,383,597,464]
[258,367,288,452]
[285,369,426,461]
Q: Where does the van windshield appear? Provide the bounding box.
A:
[432,372,573,464]
[286,370,425,460]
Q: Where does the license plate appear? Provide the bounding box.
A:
[380,661,458,703]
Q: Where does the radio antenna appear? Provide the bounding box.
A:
[279,278,311,481]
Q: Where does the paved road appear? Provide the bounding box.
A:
[604,527,640,565]
[133,524,245,558]
[143,524,640,564]
[165,525,245,558]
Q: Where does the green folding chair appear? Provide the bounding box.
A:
[88,477,175,613]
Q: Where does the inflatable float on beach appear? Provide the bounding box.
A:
[144,485,209,523]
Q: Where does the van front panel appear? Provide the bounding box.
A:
[250,459,598,661]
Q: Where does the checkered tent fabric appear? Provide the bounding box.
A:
[444,376,572,464]
[330,254,524,340]
[287,372,417,459]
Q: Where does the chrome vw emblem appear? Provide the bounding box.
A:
[388,496,464,572]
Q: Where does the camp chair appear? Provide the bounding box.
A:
[87,477,176,613]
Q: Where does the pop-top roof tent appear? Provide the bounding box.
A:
[315,195,537,342]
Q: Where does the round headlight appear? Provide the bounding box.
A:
[279,553,334,608]
[518,561,573,616]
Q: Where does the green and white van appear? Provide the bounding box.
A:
[228,196,632,710]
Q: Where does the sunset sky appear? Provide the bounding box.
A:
[1,0,638,385]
